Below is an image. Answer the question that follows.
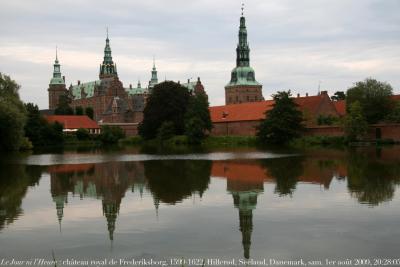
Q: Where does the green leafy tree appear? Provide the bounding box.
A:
[55,94,73,115]
[139,81,190,140]
[75,106,83,115]
[344,101,368,141]
[0,73,26,151]
[24,103,64,147]
[184,94,212,144]
[185,117,206,144]
[346,78,393,123]
[76,128,90,140]
[257,91,304,144]
[385,102,400,123]
[317,114,338,125]
[85,107,94,120]
[331,91,346,101]
[157,121,175,141]
[100,125,125,144]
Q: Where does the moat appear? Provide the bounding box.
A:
[1,147,400,265]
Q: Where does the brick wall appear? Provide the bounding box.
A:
[225,85,263,105]
[99,122,139,137]
[211,121,260,136]
[211,121,400,141]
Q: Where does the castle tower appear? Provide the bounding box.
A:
[232,191,261,259]
[102,200,119,242]
[148,57,158,92]
[52,194,67,233]
[225,5,263,105]
[48,48,67,110]
[99,29,118,79]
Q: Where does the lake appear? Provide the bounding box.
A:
[1,146,400,266]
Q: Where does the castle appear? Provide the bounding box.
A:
[47,31,206,124]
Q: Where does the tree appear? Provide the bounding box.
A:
[75,106,83,115]
[157,121,175,141]
[76,128,90,140]
[346,78,393,124]
[55,94,73,115]
[139,81,190,140]
[85,107,94,120]
[385,102,400,123]
[100,125,125,144]
[184,94,212,144]
[317,114,338,125]
[331,91,346,101]
[25,103,64,147]
[344,101,368,141]
[257,91,304,144]
[0,73,26,151]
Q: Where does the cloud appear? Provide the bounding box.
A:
[0,0,399,108]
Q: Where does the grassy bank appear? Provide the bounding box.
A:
[290,135,397,148]
[120,135,259,148]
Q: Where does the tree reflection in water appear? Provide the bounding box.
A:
[144,160,211,204]
[346,150,400,206]
[0,164,43,231]
[261,156,305,196]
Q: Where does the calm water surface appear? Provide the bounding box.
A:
[1,147,400,266]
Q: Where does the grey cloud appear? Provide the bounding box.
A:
[0,0,399,108]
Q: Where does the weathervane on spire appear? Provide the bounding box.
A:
[241,3,244,16]
[56,45,58,61]
[106,26,109,39]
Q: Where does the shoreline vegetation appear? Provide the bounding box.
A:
[38,134,398,153]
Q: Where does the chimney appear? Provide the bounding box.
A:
[78,80,81,85]
[62,76,65,82]
[129,84,132,89]
[178,80,180,84]
[321,90,328,96]
[297,93,300,98]
[306,93,309,97]
[187,79,190,84]
[197,77,201,83]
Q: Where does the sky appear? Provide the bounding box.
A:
[1,0,400,109]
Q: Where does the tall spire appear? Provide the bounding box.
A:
[149,56,158,89]
[236,4,250,67]
[50,47,65,85]
[99,28,118,79]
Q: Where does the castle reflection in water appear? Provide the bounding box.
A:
[1,148,400,259]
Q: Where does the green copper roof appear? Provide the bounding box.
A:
[71,80,101,99]
[181,81,197,93]
[99,32,117,78]
[126,87,148,95]
[226,66,261,87]
[226,10,261,88]
[50,48,65,85]
[50,77,65,85]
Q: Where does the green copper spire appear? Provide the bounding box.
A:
[99,28,118,79]
[150,57,158,86]
[148,56,158,90]
[50,46,65,85]
[226,5,261,88]
[236,3,250,67]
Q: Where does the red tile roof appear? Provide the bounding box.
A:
[210,94,331,123]
[333,100,346,116]
[45,115,100,129]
